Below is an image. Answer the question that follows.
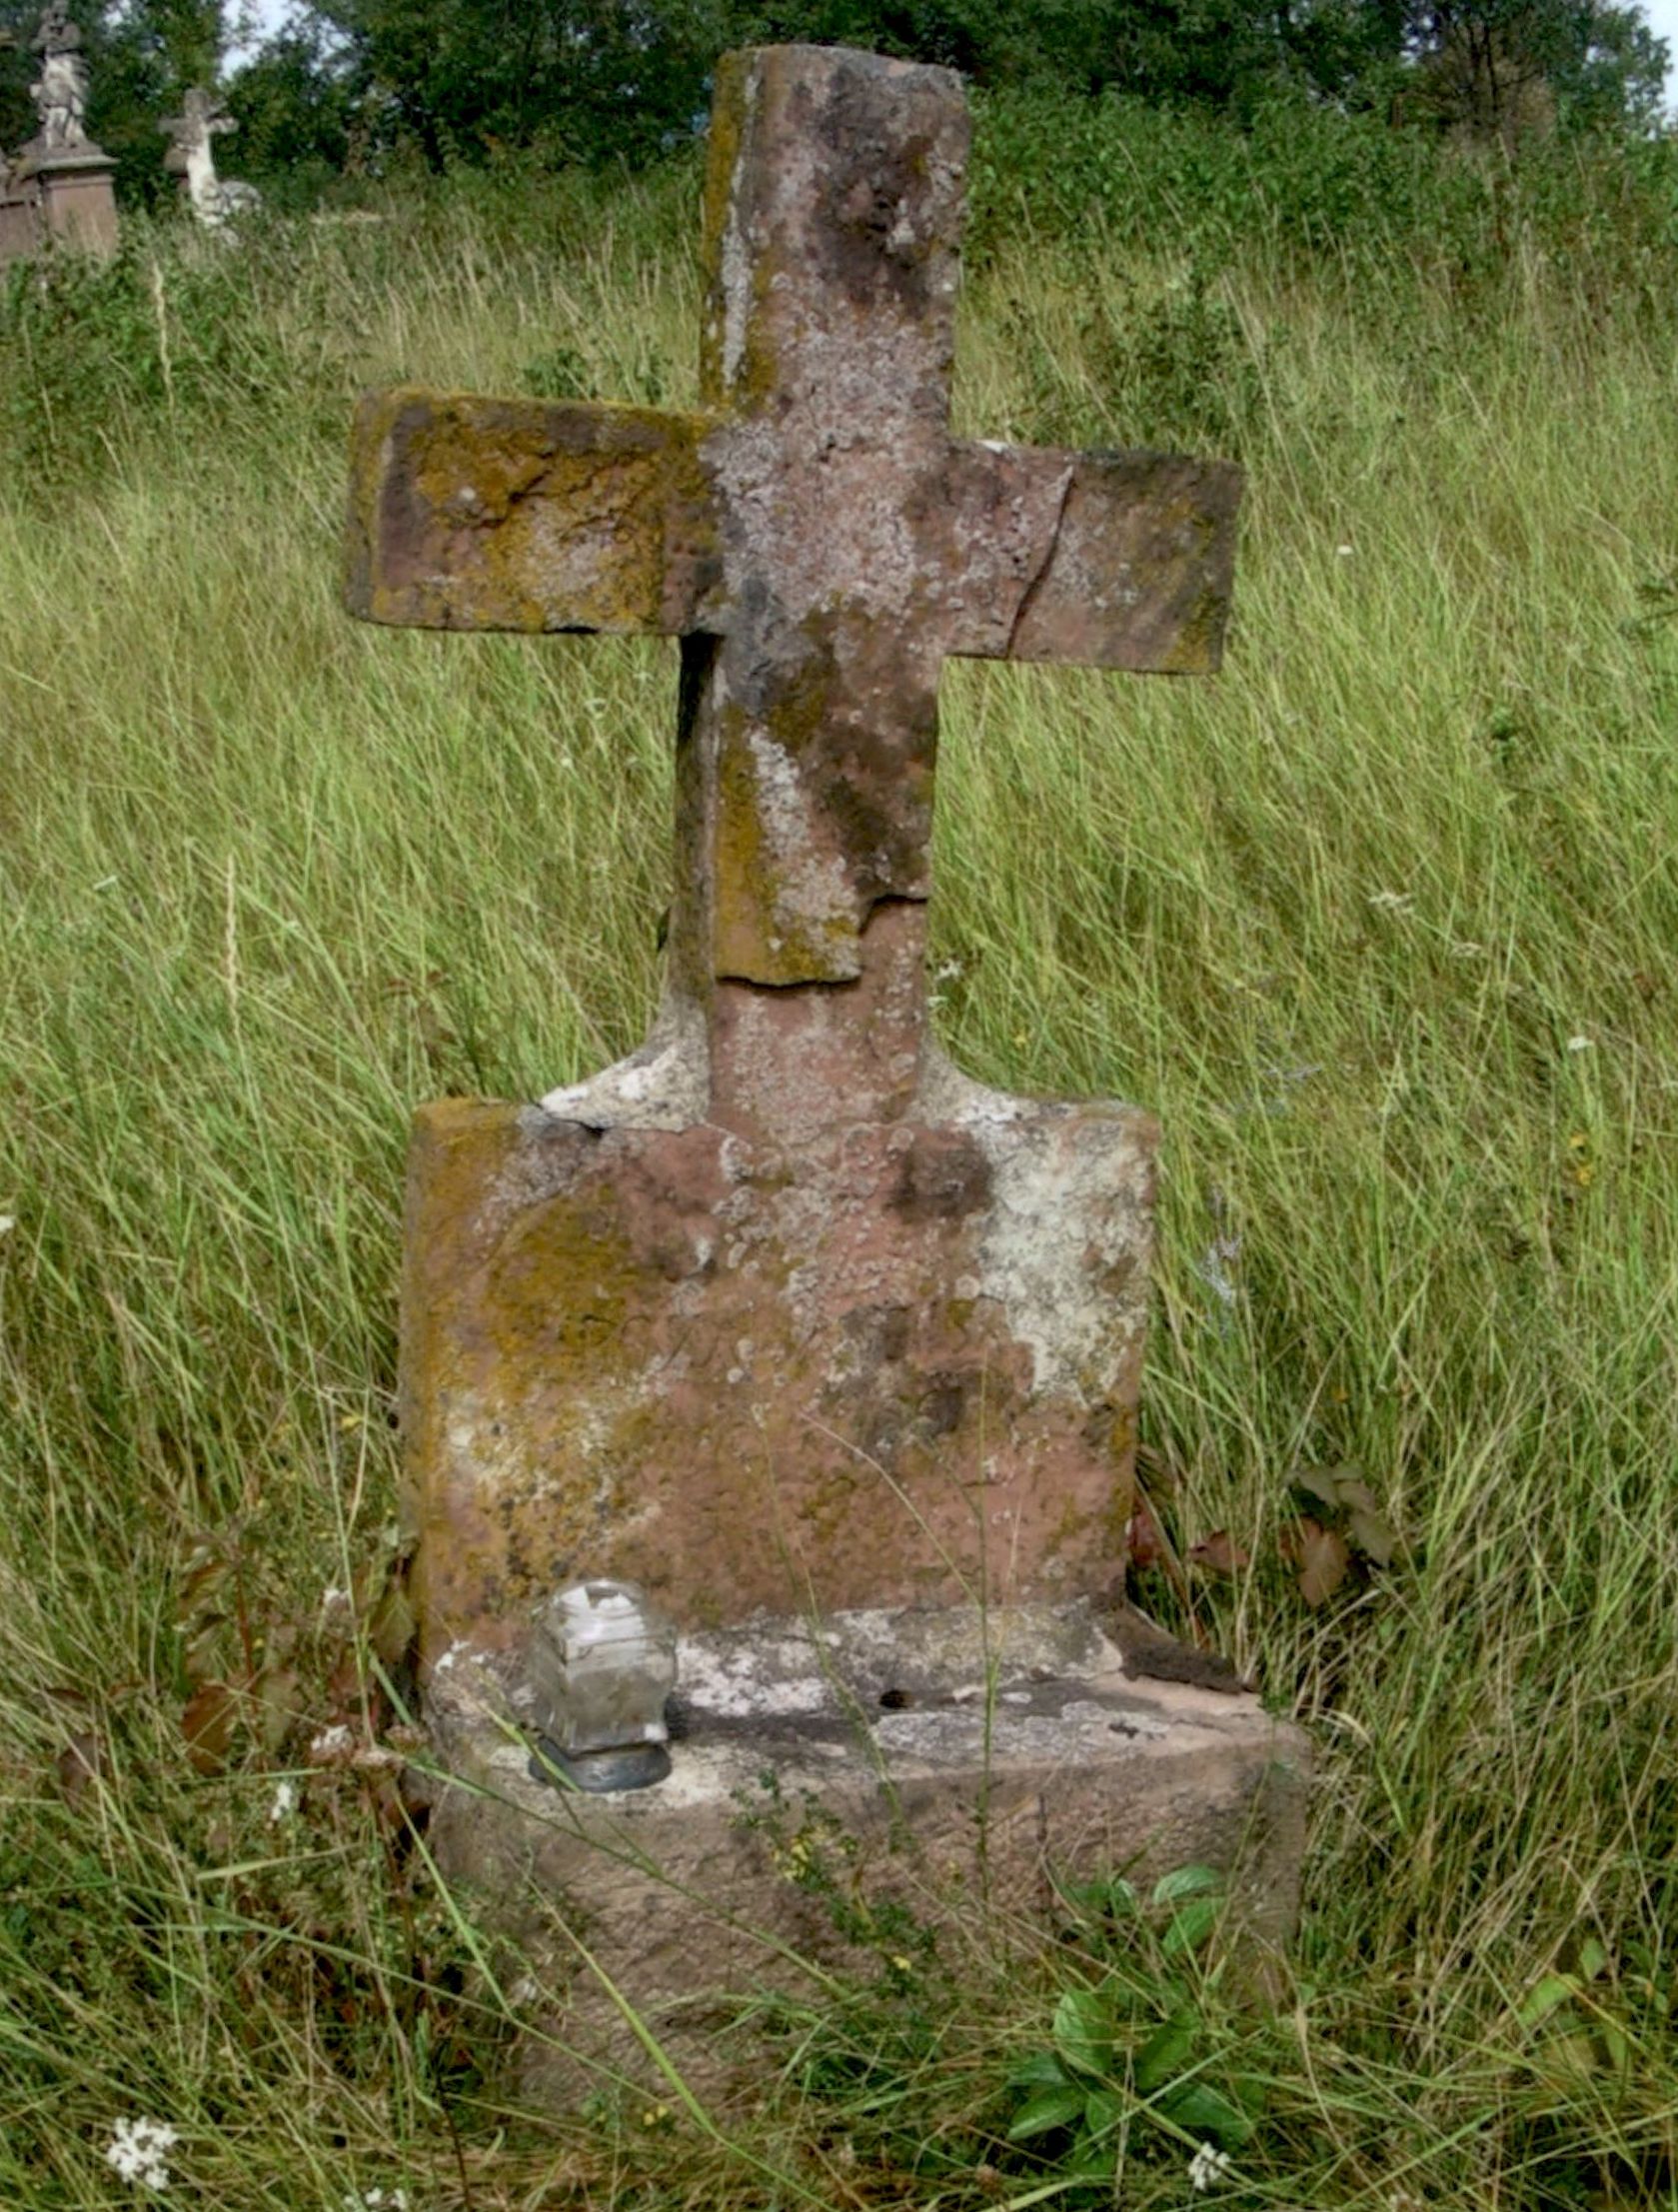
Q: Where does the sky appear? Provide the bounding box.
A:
[1645,0,1678,101]
[230,0,1678,106]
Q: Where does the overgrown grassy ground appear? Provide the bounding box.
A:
[2,106,1677,2208]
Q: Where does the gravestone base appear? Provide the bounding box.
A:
[417,1599,1309,2108]
[0,184,41,266]
[19,144,118,257]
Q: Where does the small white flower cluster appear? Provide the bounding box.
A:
[268,1776,300,1823]
[1196,1232,1242,1311]
[343,2189,410,2210]
[105,2117,179,2192]
[1188,2139,1233,2193]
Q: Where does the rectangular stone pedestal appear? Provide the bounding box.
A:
[418,1599,1309,2107]
[37,150,118,256]
[0,185,41,266]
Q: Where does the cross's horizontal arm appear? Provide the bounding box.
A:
[941,442,1240,675]
[345,388,725,636]
[347,388,1239,678]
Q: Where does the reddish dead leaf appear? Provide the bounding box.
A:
[1188,1529,1251,1577]
[56,1728,104,1808]
[1126,1500,1168,1571]
[369,1580,417,1671]
[1283,1516,1351,1608]
[253,1665,305,1755]
[182,1680,238,1774]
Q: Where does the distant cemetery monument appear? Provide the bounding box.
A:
[159,86,260,229]
[0,5,118,265]
[346,43,1308,2093]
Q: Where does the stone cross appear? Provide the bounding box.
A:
[345,44,1239,1666]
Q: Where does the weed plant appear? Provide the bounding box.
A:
[2,96,1677,2208]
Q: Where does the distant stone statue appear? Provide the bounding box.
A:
[158,86,261,229]
[29,4,90,152]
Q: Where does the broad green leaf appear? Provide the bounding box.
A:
[1600,2022,1631,2077]
[1132,2016,1197,2093]
[1158,2082,1254,2146]
[1007,2086,1087,2141]
[1009,2048,1072,2091]
[1052,1987,1113,2077]
[1578,1936,1610,1981]
[1151,1866,1224,1907]
[1516,1972,1578,2030]
[1056,1877,1109,1913]
[1161,1898,1221,1957]
[1082,2087,1125,2139]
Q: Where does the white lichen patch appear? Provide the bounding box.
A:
[719,58,760,394]
[744,728,855,930]
[917,1049,1153,1397]
[537,995,709,1129]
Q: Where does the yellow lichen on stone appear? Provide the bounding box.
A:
[699,52,749,404]
[344,388,722,635]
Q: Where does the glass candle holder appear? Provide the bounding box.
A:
[527,1579,678,1793]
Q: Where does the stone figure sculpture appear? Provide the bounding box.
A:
[158,86,261,228]
[0,5,119,266]
[29,5,89,152]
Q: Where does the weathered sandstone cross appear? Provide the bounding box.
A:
[346,44,1239,1665]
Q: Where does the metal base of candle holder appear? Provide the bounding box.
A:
[526,1735,673,1794]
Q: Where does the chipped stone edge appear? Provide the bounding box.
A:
[534,990,710,1130]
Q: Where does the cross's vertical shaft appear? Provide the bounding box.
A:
[669,48,969,1143]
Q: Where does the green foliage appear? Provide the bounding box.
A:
[3,87,1678,2209]
[224,23,360,207]
[1401,0,1671,137]
[0,236,297,488]
[1005,1870,1266,2182]
[968,80,1678,291]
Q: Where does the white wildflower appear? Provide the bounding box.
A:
[319,1584,353,1622]
[105,2117,179,2192]
[1188,2139,1233,2192]
[343,2191,410,2210]
[309,1723,355,1761]
[1365,889,1412,911]
[268,1776,300,1823]
[1335,543,1354,557]
[1566,1035,1594,1053]
[0,1215,13,1236]
[1195,1233,1242,1309]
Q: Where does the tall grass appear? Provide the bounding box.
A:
[2,104,1676,2207]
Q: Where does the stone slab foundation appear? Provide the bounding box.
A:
[417,1598,1310,2107]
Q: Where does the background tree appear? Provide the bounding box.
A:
[1400,0,1669,137]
